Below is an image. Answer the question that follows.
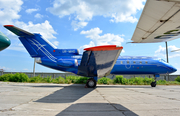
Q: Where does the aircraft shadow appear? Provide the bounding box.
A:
[34,84,138,115]
[55,103,138,116]
[31,85,68,88]
[35,84,94,103]
[35,84,151,104]
[97,85,152,88]
[11,84,67,88]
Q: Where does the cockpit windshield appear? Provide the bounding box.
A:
[159,58,166,63]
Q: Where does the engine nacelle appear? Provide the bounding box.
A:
[57,59,78,67]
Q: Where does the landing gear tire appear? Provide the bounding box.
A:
[86,78,96,88]
[151,81,156,87]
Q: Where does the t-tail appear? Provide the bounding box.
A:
[4,25,79,62]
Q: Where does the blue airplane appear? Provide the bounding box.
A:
[4,25,177,88]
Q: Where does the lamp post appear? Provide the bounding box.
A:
[165,41,169,63]
[33,58,36,77]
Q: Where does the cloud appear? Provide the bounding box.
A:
[53,41,59,46]
[0,0,56,41]
[5,20,57,52]
[34,13,43,18]
[122,50,125,53]
[26,8,39,14]
[14,20,57,40]
[7,43,27,52]
[0,66,11,71]
[0,0,57,52]
[23,68,30,71]
[79,41,95,53]
[47,0,145,30]
[0,0,23,25]
[81,27,124,45]
[79,27,124,53]
[71,21,88,31]
[172,67,180,74]
[155,45,180,58]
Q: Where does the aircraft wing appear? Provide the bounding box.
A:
[4,25,34,36]
[131,0,180,43]
[77,45,123,78]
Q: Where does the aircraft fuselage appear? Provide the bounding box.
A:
[0,31,11,51]
[37,55,177,76]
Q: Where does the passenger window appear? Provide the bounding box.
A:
[121,61,123,64]
[133,61,136,64]
[140,61,142,64]
[145,61,148,64]
[127,61,129,64]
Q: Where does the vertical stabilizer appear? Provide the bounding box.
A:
[4,25,57,62]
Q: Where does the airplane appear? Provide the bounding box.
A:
[0,31,11,51]
[3,0,180,88]
[4,25,177,88]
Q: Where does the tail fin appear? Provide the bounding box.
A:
[4,25,57,61]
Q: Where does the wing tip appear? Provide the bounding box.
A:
[84,45,123,51]
[4,25,14,27]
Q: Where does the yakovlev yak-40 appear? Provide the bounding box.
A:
[4,0,179,88]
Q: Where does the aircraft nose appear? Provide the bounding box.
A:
[172,66,177,73]
[0,31,11,51]
[168,65,177,73]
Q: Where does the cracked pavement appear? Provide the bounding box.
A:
[0,82,180,116]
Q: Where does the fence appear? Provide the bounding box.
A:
[0,71,179,81]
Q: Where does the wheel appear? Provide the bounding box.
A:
[151,81,156,87]
[86,78,97,88]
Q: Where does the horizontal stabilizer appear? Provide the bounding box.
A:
[4,25,34,36]
[78,45,123,78]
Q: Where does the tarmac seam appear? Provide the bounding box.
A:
[95,89,127,116]
[2,92,47,113]
[2,86,64,113]
[0,108,15,112]
[11,98,35,112]
[124,88,180,101]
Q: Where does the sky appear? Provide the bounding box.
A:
[0,0,180,74]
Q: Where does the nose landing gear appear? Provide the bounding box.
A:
[151,76,157,87]
[151,81,156,87]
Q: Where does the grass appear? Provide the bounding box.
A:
[0,73,29,82]
[175,76,180,82]
[0,73,88,84]
[0,73,180,85]
[98,77,113,85]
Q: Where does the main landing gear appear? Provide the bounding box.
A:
[86,77,97,88]
[151,76,157,87]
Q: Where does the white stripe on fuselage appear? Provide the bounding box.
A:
[29,39,57,62]
[32,39,57,60]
